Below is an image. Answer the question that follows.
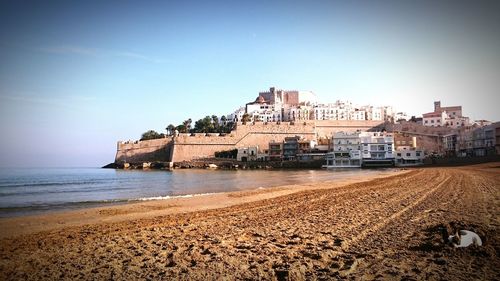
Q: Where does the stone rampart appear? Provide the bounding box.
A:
[115,120,402,163]
[170,122,317,162]
[115,138,173,163]
[315,120,385,137]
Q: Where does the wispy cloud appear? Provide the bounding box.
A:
[112,51,167,64]
[39,45,168,64]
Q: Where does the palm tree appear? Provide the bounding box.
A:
[166,124,175,136]
[182,118,192,133]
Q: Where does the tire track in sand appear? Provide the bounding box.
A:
[340,173,452,252]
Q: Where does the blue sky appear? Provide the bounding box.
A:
[0,0,499,167]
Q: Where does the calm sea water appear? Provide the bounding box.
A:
[0,168,388,217]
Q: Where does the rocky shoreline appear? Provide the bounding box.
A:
[102,159,325,170]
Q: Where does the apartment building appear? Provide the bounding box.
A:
[359,132,395,167]
[393,133,424,166]
[324,131,362,168]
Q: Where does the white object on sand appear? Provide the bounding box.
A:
[448,230,482,247]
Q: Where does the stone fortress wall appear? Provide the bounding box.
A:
[115,120,390,163]
[171,121,317,162]
[115,138,172,164]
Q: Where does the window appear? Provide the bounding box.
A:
[406,153,411,157]
[397,153,401,156]
[416,152,421,156]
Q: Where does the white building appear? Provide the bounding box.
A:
[445,116,470,128]
[228,87,405,124]
[359,132,395,166]
[423,101,469,128]
[237,146,259,162]
[286,105,313,121]
[314,104,337,120]
[330,131,361,151]
[228,107,246,122]
[423,111,448,127]
[324,131,362,168]
[245,96,282,122]
[311,100,354,121]
[351,110,367,121]
[357,105,393,121]
[395,147,424,166]
[371,107,383,121]
[382,106,394,121]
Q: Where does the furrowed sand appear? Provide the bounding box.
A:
[0,164,499,280]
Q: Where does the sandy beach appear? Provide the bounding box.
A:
[0,164,499,280]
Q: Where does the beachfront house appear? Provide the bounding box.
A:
[237,146,258,162]
[323,131,362,168]
[359,132,395,167]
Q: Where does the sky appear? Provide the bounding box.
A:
[0,0,499,167]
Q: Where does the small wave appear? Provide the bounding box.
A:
[0,199,131,217]
[132,193,214,201]
[0,180,109,189]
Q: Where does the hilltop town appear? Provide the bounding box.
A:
[113,87,500,169]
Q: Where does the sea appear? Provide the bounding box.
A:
[0,167,387,217]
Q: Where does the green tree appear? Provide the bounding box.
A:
[175,124,186,133]
[224,121,235,133]
[180,119,192,133]
[140,130,163,141]
[211,115,219,133]
[219,115,229,133]
[241,113,252,124]
[166,124,175,136]
[196,116,213,133]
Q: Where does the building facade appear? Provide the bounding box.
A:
[359,132,395,166]
[237,146,259,162]
[324,131,362,168]
[423,101,469,128]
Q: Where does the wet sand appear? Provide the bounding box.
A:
[0,164,499,280]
